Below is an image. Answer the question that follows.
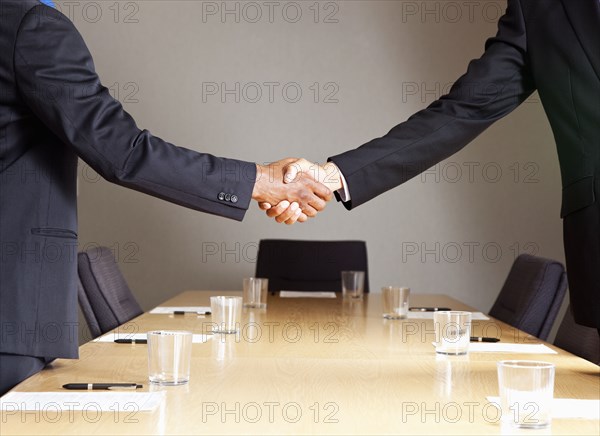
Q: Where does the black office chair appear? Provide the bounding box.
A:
[77,246,143,339]
[255,239,369,293]
[488,254,567,340]
[554,305,600,365]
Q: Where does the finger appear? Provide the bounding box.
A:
[284,208,303,225]
[298,204,318,217]
[259,202,272,210]
[299,183,328,212]
[297,213,308,223]
[311,178,333,201]
[266,201,290,218]
[275,202,300,223]
[297,177,332,207]
[309,195,327,212]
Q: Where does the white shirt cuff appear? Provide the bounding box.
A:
[336,169,351,202]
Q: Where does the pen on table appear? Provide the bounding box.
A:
[470,337,500,343]
[173,311,211,315]
[63,383,142,390]
[409,307,452,312]
[114,338,147,344]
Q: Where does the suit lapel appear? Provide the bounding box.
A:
[560,0,600,81]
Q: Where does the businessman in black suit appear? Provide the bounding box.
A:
[0,0,331,394]
[269,0,600,330]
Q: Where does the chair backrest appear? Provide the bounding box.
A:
[255,239,369,293]
[77,246,143,339]
[489,254,567,340]
[554,305,600,365]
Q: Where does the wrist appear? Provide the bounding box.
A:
[252,164,266,201]
[323,162,343,191]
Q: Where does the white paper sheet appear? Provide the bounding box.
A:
[469,343,557,354]
[486,397,600,419]
[409,311,490,320]
[94,333,212,343]
[149,306,211,314]
[279,291,337,298]
[0,391,165,411]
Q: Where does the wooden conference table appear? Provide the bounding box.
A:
[1,291,599,435]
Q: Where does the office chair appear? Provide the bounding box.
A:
[554,305,600,365]
[77,246,143,339]
[255,239,369,293]
[488,254,567,340]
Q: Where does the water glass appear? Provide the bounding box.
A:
[243,277,268,309]
[433,311,471,355]
[341,271,365,299]
[210,296,243,334]
[147,330,193,385]
[382,286,410,319]
[497,360,555,429]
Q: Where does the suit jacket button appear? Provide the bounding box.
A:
[218,192,225,201]
[231,195,238,204]
[225,193,232,202]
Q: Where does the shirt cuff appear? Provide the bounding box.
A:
[336,169,351,202]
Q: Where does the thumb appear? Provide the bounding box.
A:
[283,163,300,184]
[259,202,272,210]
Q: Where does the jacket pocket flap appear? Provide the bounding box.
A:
[560,176,595,218]
[31,227,78,239]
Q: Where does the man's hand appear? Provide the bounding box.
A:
[259,159,343,224]
[252,158,333,225]
[283,159,343,192]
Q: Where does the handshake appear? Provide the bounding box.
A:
[251,158,343,225]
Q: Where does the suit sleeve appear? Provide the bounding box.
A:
[329,0,535,210]
[14,5,255,221]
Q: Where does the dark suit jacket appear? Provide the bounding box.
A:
[330,0,600,327]
[0,1,256,358]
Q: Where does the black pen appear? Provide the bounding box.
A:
[409,307,452,312]
[63,383,142,390]
[470,336,500,343]
[173,310,211,315]
[114,339,147,344]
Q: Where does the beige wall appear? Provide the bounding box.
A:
[64,1,565,335]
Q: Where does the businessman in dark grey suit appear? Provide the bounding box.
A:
[0,0,331,394]
[269,0,600,331]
